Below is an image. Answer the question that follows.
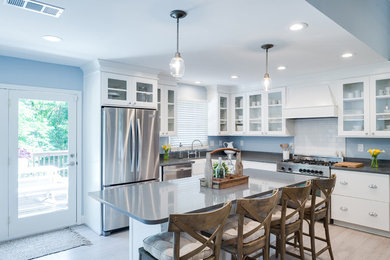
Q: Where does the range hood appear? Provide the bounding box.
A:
[283,85,338,119]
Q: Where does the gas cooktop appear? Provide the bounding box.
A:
[277,155,343,178]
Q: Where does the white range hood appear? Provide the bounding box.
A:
[283,85,338,119]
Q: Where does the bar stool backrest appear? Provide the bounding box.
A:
[168,201,232,260]
[279,180,312,226]
[309,174,336,214]
[232,189,279,257]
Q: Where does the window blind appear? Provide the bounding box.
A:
[169,100,208,148]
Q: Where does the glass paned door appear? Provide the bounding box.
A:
[268,92,282,132]
[342,82,365,132]
[219,96,228,133]
[375,78,390,132]
[8,90,77,238]
[248,94,262,133]
[234,96,244,132]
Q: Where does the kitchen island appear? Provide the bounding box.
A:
[89,168,314,259]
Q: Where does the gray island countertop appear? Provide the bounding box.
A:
[89,169,314,224]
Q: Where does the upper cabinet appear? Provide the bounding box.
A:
[370,73,390,137]
[218,94,230,135]
[338,77,370,136]
[265,89,285,135]
[102,72,157,109]
[158,84,177,136]
[231,94,246,135]
[338,73,390,137]
[209,87,289,136]
[247,92,263,135]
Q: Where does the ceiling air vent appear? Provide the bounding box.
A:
[6,0,64,18]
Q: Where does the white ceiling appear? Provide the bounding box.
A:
[0,0,386,87]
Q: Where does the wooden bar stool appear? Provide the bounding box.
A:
[215,189,279,260]
[139,201,232,260]
[270,180,311,260]
[303,174,336,260]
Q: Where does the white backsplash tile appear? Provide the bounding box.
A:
[294,118,345,157]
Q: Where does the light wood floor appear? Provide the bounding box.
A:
[37,223,390,260]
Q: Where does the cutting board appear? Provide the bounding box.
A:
[334,162,364,168]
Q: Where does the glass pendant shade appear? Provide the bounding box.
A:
[170,53,185,78]
[263,73,271,92]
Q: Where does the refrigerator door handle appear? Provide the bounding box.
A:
[130,119,135,172]
[137,118,142,172]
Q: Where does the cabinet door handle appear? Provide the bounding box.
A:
[368,184,378,189]
[372,132,375,135]
[365,133,368,136]
[340,181,348,185]
[368,212,378,217]
[340,206,348,211]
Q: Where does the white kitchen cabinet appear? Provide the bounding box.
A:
[192,159,206,176]
[102,72,157,109]
[218,94,230,135]
[338,77,370,136]
[331,169,390,232]
[370,73,390,137]
[246,92,263,135]
[158,85,177,136]
[231,94,246,135]
[265,88,286,136]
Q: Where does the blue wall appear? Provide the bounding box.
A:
[208,136,293,153]
[0,55,83,91]
[346,138,390,159]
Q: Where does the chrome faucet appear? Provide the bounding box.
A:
[188,139,203,158]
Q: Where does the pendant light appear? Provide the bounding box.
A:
[261,44,274,92]
[169,10,187,78]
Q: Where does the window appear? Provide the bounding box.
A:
[169,100,208,148]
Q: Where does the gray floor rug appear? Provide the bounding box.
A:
[0,228,92,260]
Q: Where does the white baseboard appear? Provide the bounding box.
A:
[333,220,390,238]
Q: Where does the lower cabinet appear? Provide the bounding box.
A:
[192,159,206,176]
[242,160,276,171]
[331,169,390,232]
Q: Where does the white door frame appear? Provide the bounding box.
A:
[0,89,9,241]
[0,84,82,241]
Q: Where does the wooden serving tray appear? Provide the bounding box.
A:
[334,162,364,168]
[200,175,249,189]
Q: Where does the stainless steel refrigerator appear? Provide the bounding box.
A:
[101,107,159,235]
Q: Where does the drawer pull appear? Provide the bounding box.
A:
[368,212,378,217]
[340,181,348,185]
[368,184,378,189]
[340,206,348,211]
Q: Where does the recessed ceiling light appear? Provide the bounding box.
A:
[231,75,239,79]
[341,52,354,58]
[277,66,286,70]
[41,35,62,42]
[289,22,308,31]
[195,81,201,84]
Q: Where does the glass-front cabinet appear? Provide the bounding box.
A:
[370,73,390,136]
[218,94,229,135]
[101,72,157,109]
[247,92,262,134]
[158,85,176,136]
[338,77,369,136]
[265,89,285,135]
[231,94,245,134]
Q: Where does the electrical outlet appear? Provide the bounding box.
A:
[210,140,215,147]
[240,140,244,146]
[219,140,222,146]
[358,144,364,152]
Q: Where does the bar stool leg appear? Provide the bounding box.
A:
[280,232,286,260]
[309,219,316,260]
[298,229,305,260]
[324,219,334,260]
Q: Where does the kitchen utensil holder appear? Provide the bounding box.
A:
[283,150,290,161]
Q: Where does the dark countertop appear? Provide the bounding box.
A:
[331,157,390,175]
[160,150,390,175]
[160,158,195,167]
